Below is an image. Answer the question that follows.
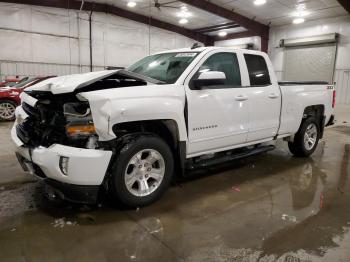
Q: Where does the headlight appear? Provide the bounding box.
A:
[63,102,96,138]
[66,123,96,137]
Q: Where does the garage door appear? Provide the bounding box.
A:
[283,43,337,84]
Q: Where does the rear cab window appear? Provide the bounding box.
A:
[244,54,271,86]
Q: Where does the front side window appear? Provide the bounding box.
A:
[127,52,199,84]
[191,52,241,89]
[244,54,271,86]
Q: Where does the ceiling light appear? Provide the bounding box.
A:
[179,18,188,24]
[293,18,305,24]
[177,11,192,18]
[292,10,310,17]
[218,31,228,37]
[254,0,266,6]
[127,1,136,8]
[296,3,306,11]
[180,5,188,11]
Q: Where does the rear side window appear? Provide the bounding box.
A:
[244,54,271,86]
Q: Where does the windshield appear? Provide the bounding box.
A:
[127,52,199,84]
[13,77,37,88]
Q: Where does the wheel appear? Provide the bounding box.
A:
[0,100,17,121]
[110,134,174,207]
[288,117,320,157]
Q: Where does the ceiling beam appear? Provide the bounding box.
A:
[1,0,214,45]
[180,0,269,38]
[196,22,240,33]
[337,0,350,13]
[196,22,237,31]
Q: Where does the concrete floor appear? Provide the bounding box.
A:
[1,106,350,262]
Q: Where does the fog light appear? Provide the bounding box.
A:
[59,156,69,176]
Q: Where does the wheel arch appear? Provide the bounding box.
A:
[302,105,325,138]
[112,119,187,177]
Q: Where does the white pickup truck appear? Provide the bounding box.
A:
[12,47,335,207]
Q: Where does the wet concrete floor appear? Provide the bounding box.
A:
[1,120,350,261]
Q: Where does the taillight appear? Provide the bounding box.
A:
[332,90,336,108]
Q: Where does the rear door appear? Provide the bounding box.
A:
[243,53,281,142]
[184,50,250,156]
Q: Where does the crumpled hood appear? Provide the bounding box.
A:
[25,70,120,94]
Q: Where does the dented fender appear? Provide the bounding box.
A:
[79,84,188,142]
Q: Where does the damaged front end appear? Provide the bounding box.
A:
[16,69,153,149]
[17,91,98,149]
[12,70,153,203]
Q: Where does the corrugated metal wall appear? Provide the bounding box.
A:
[334,70,350,105]
[0,60,104,79]
[0,3,196,81]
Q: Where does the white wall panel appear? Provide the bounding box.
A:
[0,30,33,61]
[268,15,350,104]
[335,70,350,105]
[0,3,197,80]
[215,36,261,50]
[31,7,74,37]
[0,3,31,31]
[31,33,79,65]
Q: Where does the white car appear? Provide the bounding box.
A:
[11,47,335,207]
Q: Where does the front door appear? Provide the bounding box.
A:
[184,51,250,156]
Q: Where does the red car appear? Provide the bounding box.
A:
[0,78,21,87]
[0,76,55,121]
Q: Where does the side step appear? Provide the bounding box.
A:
[186,145,275,170]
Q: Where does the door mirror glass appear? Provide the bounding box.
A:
[192,71,226,89]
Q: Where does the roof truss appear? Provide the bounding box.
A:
[1,0,214,45]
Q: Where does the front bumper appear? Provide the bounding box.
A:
[12,121,113,203]
[45,179,100,204]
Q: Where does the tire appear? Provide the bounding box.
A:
[110,134,174,207]
[0,100,17,121]
[288,117,320,157]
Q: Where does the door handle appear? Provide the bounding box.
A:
[235,95,248,101]
[268,93,279,99]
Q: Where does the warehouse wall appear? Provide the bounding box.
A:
[214,36,261,50]
[0,3,196,80]
[268,15,350,104]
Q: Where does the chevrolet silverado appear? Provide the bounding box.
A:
[11,47,335,207]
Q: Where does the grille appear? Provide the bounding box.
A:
[17,101,66,147]
[16,122,32,144]
[22,102,40,120]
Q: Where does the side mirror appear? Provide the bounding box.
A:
[192,71,226,90]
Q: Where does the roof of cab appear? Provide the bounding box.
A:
[154,46,264,56]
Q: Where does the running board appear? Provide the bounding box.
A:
[186,145,275,170]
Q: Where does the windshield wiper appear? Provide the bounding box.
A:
[118,70,166,85]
